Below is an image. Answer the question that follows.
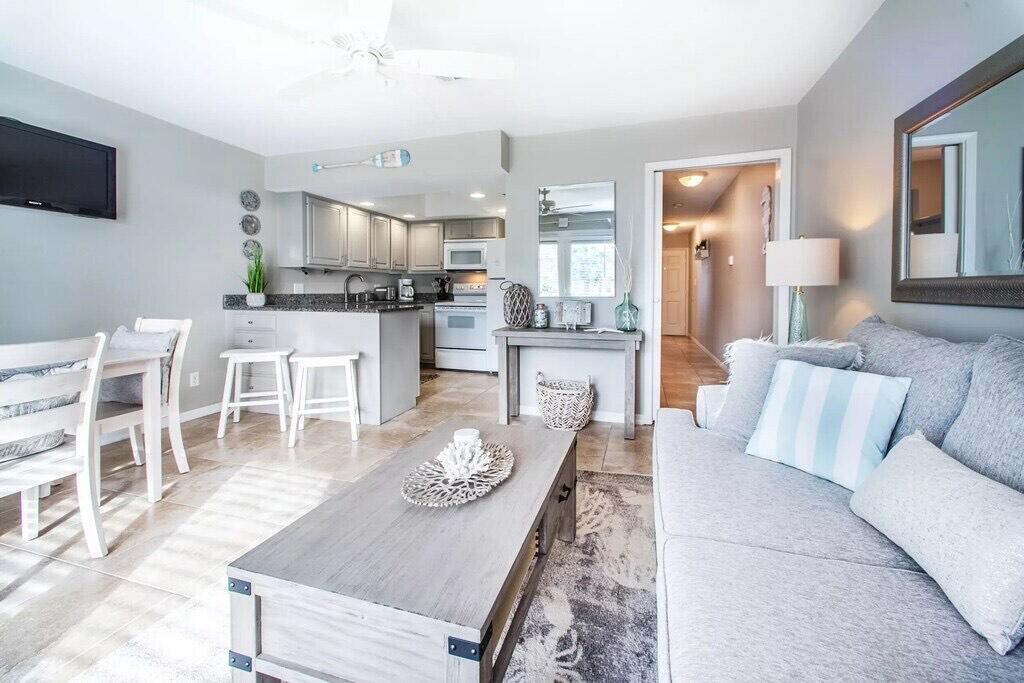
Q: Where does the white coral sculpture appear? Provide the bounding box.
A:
[436,439,493,480]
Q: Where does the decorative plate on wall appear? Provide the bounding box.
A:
[240,214,261,235]
[240,189,261,212]
[242,238,262,259]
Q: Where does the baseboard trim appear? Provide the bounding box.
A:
[689,336,727,370]
[98,402,222,446]
[517,405,653,426]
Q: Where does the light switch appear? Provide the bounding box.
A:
[728,255,735,266]
[293,283,305,294]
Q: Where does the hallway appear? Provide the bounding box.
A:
[660,336,728,412]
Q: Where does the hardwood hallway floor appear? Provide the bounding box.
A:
[660,335,728,412]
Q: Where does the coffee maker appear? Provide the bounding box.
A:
[398,277,415,302]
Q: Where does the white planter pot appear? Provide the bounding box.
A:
[246,293,266,307]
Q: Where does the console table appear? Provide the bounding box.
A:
[493,327,644,439]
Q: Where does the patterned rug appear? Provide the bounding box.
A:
[507,470,657,682]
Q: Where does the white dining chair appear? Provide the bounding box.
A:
[97,317,192,473]
[0,334,109,558]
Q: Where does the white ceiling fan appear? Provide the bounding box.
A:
[200,0,515,95]
[539,188,591,217]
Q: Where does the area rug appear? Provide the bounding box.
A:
[506,470,657,682]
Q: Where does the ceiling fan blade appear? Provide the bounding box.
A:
[551,204,591,212]
[278,67,351,101]
[390,49,515,80]
[342,0,393,40]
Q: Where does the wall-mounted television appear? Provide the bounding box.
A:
[0,117,116,219]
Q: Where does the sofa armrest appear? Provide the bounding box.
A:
[696,384,728,430]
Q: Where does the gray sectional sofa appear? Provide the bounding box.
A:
[653,322,1024,681]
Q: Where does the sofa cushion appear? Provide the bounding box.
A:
[661,536,1024,682]
[848,315,980,448]
[852,432,1024,655]
[712,338,862,443]
[653,408,917,571]
[745,360,910,491]
[942,335,1024,494]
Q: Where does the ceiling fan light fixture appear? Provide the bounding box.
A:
[470,192,486,199]
[678,172,708,188]
[663,223,680,232]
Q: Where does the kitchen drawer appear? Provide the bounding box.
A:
[231,312,276,331]
[231,330,276,349]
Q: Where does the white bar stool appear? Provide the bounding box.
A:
[217,347,294,438]
[288,352,360,446]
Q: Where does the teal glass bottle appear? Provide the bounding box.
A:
[615,292,639,331]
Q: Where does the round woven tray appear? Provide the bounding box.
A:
[401,443,515,507]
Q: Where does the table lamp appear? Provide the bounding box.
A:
[765,237,839,343]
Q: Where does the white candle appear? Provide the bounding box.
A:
[454,428,480,444]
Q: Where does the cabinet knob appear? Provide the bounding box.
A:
[248,320,254,324]
[248,339,254,343]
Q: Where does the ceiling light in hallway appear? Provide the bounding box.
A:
[470,192,486,199]
[663,223,680,232]
[678,172,707,188]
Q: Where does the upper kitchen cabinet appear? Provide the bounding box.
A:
[276,192,350,270]
[371,214,392,269]
[347,206,372,269]
[408,222,444,272]
[390,219,408,270]
[444,217,505,240]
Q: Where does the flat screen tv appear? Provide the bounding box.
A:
[0,117,116,219]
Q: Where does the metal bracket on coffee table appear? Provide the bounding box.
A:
[228,651,253,672]
[448,625,493,661]
[227,577,251,595]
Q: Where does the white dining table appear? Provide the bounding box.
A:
[101,348,169,502]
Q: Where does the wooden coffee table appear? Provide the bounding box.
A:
[227,417,577,682]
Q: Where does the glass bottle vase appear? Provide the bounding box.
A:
[614,292,639,331]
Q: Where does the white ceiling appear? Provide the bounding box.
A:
[0,0,884,156]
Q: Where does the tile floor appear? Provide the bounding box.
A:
[0,368,653,680]
[659,335,728,411]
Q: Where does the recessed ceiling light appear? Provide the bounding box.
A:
[497,208,507,214]
[470,192,486,199]
[678,171,707,188]
[359,201,375,207]
[663,223,680,232]
[402,213,416,219]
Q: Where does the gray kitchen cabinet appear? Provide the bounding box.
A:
[390,219,407,270]
[306,197,346,267]
[408,222,444,272]
[371,214,391,269]
[419,304,435,363]
[444,220,473,240]
[471,218,504,239]
[347,207,372,269]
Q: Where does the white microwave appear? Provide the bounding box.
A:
[443,241,488,270]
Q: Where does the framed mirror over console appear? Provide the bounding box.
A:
[893,34,1024,308]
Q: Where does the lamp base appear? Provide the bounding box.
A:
[789,288,809,343]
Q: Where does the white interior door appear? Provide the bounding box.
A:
[661,247,688,335]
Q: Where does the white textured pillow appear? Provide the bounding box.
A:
[851,432,1024,655]
[745,360,910,490]
[99,325,178,404]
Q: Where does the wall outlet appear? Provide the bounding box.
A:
[728,255,735,266]
[189,372,200,387]
[293,283,305,294]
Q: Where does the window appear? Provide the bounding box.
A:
[538,242,560,297]
[570,241,615,297]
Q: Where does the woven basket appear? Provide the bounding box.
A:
[535,372,594,431]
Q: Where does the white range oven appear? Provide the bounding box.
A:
[434,282,489,372]
[443,241,488,271]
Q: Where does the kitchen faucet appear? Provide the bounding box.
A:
[344,273,365,304]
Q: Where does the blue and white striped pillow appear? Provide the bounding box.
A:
[746,360,911,490]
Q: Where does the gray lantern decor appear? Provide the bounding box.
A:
[501,281,533,328]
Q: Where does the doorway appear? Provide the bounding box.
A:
[645,148,793,413]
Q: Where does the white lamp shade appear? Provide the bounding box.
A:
[765,238,839,287]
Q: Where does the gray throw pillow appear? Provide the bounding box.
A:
[711,338,862,443]
[99,325,178,405]
[0,362,81,463]
[941,335,1024,494]
[848,315,980,448]
[851,432,1024,655]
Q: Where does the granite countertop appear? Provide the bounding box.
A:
[223,294,424,313]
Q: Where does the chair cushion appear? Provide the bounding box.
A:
[99,325,178,404]
[848,315,980,448]
[0,362,80,464]
[745,360,910,491]
[942,335,1024,494]
[852,432,1024,655]
[712,338,862,443]
[661,536,1024,682]
[653,408,917,571]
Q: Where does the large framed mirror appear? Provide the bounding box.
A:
[893,35,1024,307]
[537,181,616,298]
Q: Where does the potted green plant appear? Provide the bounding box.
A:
[243,243,268,307]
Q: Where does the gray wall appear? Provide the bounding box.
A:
[687,163,776,359]
[0,62,269,412]
[796,0,1024,340]
[505,107,797,421]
